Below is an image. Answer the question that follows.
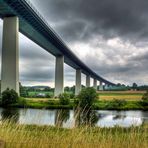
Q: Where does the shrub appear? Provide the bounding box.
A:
[1,88,19,106]
[70,93,75,99]
[142,91,148,101]
[105,99,127,109]
[59,93,70,105]
[45,94,53,98]
[77,87,97,109]
[141,91,148,106]
[17,97,27,107]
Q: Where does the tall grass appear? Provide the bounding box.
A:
[0,120,147,148]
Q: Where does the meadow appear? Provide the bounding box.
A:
[13,90,146,110]
[98,91,145,101]
[27,90,145,101]
[0,121,147,148]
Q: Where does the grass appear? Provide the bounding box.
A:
[1,91,147,110]
[0,120,147,148]
[28,90,145,101]
[98,91,145,101]
[94,100,147,110]
[7,98,147,110]
[28,91,53,96]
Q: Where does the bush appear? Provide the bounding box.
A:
[59,93,70,105]
[1,88,19,106]
[17,97,27,107]
[45,94,53,98]
[105,99,127,109]
[69,93,75,99]
[77,87,97,109]
[142,91,148,101]
[141,91,148,106]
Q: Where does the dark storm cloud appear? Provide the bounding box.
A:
[21,0,148,85]
[1,0,148,86]
[31,0,148,43]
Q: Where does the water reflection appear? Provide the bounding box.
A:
[0,108,147,128]
[74,109,99,127]
[112,111,126,120]
[55,109,70,127]
[1,108,19,123]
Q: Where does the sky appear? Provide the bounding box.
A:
[1,0,148,87]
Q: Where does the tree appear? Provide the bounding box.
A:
[77,87,97,109]
[1,88,19,106]
[132,83,138,90]
[59,93,70,105]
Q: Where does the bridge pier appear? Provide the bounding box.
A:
[75,69,81,95]
[1,16,19,95]
[86,75,90,87]
[99,81,104,91]
[54,55,64,97]
[93,79,97,90]
[104,84,109,90]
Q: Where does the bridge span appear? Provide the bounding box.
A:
[0,0,115,96]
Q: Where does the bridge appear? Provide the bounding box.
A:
[0,0,115,96]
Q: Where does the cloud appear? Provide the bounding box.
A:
[1,0,148,86]
[30,0,148,44]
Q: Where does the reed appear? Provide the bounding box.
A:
[0,120,147,148]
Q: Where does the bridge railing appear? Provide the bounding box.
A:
[24,0,65,42]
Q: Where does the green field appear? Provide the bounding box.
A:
[98,91,145,101]
[28,91,54,96]
[27,90,145,101]
[6,90,147,110]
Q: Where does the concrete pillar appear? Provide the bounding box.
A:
[93,79,97,90]
[75,69,81,95]
[54,55,64,97]
[105,84,109,90]
[86,75,90,87]
[1,16,19,95]
[99,81,104,91]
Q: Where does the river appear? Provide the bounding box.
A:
[0,108,147,128]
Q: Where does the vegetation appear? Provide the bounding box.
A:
[0,121,147,148]
[77,87,97,109]
[103,99,127,109]
[0,88,19,106]
[0,98,147,110]
[98,91,145,101]
[141,91,148,106]
[59,93,70,105]
[0,90,148,110]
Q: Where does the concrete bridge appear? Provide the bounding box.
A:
[0,0,115,96]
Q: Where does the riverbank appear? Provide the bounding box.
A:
[0,121,147,148]
[2,98,147,110]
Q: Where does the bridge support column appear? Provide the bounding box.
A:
[54,55,64,97]
[93,79,97,90]
[99,81,104,91]
[75,69,81,95]
[86,75,90,87]
[1,16,19,95]
[105,84,109,90]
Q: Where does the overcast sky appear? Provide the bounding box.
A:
[1,0,148,87]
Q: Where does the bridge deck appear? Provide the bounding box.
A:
[0,0,115,85]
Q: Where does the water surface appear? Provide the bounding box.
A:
[0,108,147,128]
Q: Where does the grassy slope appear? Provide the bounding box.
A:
[0,121,147,148]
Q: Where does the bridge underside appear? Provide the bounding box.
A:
[0,0,115,96]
